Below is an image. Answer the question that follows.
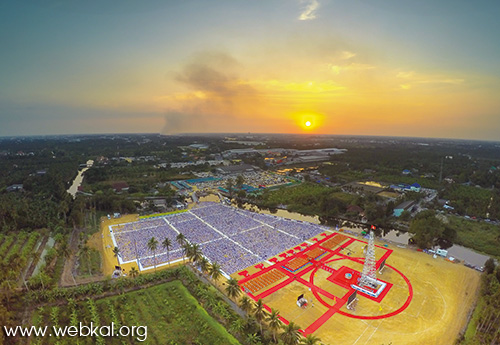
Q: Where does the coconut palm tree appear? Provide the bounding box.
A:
[190,243,203,265]
[147,237,159,271]
[112,246,120,265]
[198,256,210,275]
[280,321,301,345]
[59,241,71,259]
[176,233,186,263]
[267,308,282,343]
[80,245,91,275]
[229,318,245,336]
[208,261,222,281]
[239,296,253,315]
[253,298,266,334]
[162,237,172,266]
[246,332,261,344]
[182,242,193,264]
[129,266,139,278]
[225,278,241,300]
[299,334,322,345]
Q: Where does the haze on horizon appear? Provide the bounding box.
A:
[1,1,499,141]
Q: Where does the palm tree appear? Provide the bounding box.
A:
[225,278,242,300]
[147,237,159,271]
[176,233,186,262]
[129,266,139,278]
[190,243,203,266]
[229,318,245,336]
[280,322,301,345]
[208,261,222,281]
[59,241,71,259]
[80,246,91,275]
[267,308,282,343]
[299,334,322,345]
[246,332,261,344]
[112,246,120,265]
[253,298,266,334]
[239,296,253,315]
[198,256,210,274]
[182,242,193,264]
[162,237,172,266]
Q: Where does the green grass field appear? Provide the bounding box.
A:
[449,216,500,257]
[31,280,240,345]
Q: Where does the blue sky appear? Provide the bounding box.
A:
[1,0,499,139]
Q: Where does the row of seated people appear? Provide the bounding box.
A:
[173,218,222,243]
[273,219,330,241]
[305,247,326,259]
[165,212,195,225]
[231,225,301,260]
[112,218,166,234]
[237,210,280,225]
[284,256,309,271]
[114,225,181,262]
[242,269,287,293]
[202,212,262,236]
[200,238,262,275]
[321,234,349,250]
[139,249,184,268]
[190,202,229,218]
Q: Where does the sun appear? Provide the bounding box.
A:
[305,121,312,127]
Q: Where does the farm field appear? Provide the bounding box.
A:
[31,280,240,345]
[0,231,41,282]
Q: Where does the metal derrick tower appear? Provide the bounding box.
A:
[359,231,377,287]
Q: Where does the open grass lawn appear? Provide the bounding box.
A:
[449,216,500,257]
[31,280,240,345]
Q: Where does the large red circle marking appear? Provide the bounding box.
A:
[310,261,413,320]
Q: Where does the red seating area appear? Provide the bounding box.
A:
[241,269,287,294]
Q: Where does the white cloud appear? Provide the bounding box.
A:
[340,51,356,60]
[326,62,376,74]
[396,70,464,88]
[299,0,320,21]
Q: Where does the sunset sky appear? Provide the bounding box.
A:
[1,1,499,140]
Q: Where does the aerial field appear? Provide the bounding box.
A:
[96,203,481,345]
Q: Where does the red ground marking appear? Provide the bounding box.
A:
[255,277,296,299]
[304,297,347,335]
[336,264,413,320]
[326,265,393,303]
[238,231,412,335]
[238,270,249,277]
[376,249,393,269]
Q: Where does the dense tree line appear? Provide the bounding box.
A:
[461,259,500,344]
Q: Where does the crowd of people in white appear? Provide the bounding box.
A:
[110,202,329,274]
